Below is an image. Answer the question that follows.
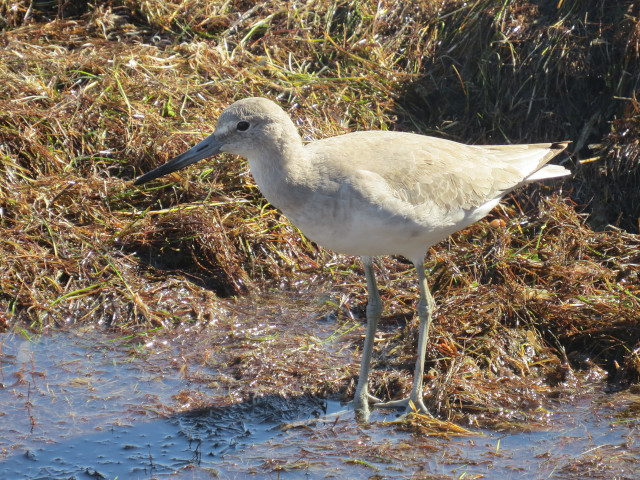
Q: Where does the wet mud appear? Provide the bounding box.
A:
[2,330,639,480]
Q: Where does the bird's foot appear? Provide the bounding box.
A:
[350,392,382,422]
[352,392,382,411]
[375,396,431,416]
[366,393,382,403]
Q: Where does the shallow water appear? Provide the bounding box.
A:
[1,330,639,479]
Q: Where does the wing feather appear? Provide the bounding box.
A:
[308,132,568,213]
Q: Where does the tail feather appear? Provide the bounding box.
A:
[526,163,571,181]
[528,141,570,181]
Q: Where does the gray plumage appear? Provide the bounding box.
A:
[134,97,570,418]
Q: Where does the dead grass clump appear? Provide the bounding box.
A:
[0,0,90,26]
[126,196,320,295]
[585,99,640,232]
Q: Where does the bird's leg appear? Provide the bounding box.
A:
[408,260,434,413]
[352,256,383,416]
[376,259,433,415]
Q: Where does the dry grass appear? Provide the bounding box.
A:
[0,0,639,419]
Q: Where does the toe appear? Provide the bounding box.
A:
[367,393,382,403]
[374,398,410,410]
[375,397,431,415]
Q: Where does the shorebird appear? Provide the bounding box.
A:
[134,97,570,417]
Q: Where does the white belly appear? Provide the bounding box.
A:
[281,197,500,261]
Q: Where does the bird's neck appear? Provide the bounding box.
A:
[247,136,303,190]
[246,139,311,213]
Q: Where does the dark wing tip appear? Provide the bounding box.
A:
[550,141,571,151]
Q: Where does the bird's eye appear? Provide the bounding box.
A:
[236,121,250,131]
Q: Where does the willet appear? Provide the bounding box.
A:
[134,97,570,417]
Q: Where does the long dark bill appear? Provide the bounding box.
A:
[133,134,222,185]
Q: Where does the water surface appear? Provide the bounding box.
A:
[1,330,638,479]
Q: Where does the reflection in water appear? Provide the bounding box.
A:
[1,331,639,479]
